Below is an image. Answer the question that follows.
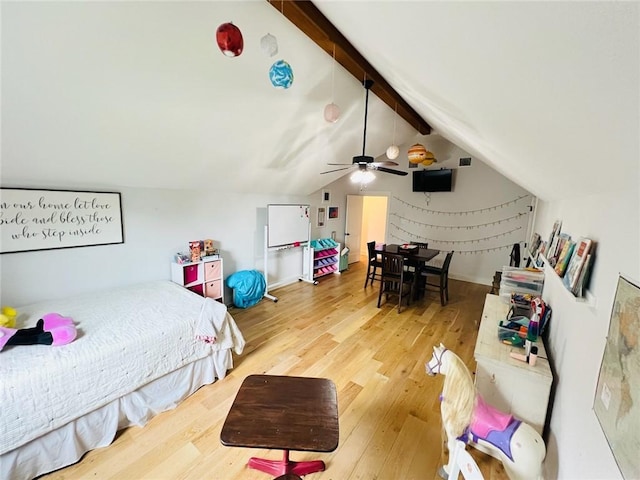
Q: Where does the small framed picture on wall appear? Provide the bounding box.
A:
[317,207,326,227]
[328,207,339,219]
[321,189,331,203]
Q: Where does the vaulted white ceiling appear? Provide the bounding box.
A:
[2,2,638,200]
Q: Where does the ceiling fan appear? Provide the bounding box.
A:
[321,79,408,177]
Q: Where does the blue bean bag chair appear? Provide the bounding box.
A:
[226,270,266,308]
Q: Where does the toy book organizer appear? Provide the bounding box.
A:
[310,238,340,279]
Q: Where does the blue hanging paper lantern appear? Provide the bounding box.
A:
[269,60,294,89]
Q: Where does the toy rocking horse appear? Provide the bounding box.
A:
[426,343,546,480]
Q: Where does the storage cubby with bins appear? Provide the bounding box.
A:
[170,257,224,302]
[308,238,340,280]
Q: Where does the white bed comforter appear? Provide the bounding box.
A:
[0,281,245,455]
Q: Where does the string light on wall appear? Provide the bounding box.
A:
[393,195,531,215]
[390,224,523,244]
[390,211,529,229]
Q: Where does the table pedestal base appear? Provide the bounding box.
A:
[248,450,326,476]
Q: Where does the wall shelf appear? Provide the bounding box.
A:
[534,252,597,308]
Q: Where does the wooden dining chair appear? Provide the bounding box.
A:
[420,251,454,306]
[377,252,414,313]
[405,242,429,273]
[364,241,383,288]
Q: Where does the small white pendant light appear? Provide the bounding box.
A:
[324,44,341,123]
[386,103,399,160]
[260,33,278,57]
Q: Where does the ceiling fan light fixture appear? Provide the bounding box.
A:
[351,169,375,185]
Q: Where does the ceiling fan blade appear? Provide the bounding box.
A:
[376,166,408,176]
[371,160,399,167]
[327,163,354,166]
[321,166,354,174]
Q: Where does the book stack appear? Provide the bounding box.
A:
[563,238,595,296]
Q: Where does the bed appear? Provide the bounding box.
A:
[0,281,245,480]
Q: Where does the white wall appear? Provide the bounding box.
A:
[314,136,533,286]
[533,187,640,480]
[0,187,309,306]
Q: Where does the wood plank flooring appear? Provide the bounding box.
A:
[41,261,508,480]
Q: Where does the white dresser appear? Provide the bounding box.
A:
[474,294,553,435]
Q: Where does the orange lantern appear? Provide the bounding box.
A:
[408,143,437,166]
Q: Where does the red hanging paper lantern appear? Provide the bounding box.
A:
[216,22,243,57]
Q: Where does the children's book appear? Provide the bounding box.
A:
[573,252,595,296]
[546,220,562,257]
[548,233,569,267]
[563,238,592,292]
[554,239,575,277]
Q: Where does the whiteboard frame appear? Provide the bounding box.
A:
[266,204,311,248]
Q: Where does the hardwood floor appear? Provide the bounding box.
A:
[42,262,507,480]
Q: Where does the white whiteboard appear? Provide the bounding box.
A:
[267,204,310,248]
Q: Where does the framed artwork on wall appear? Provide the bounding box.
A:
[328,207,339,219]
[317,207,326,227]
[0,187,124,254]
[321,189,331,203]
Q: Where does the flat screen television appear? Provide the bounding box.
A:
[412,169,453,192]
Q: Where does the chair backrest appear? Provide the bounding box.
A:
[381,252,406,278]
[448,439,484,480]
[442,251,454,273]
[367,241,377,261]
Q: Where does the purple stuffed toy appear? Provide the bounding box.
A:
[0,313,77,351]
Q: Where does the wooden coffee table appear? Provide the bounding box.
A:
[220,374,339,477]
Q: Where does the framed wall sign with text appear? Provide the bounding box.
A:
[0,188,124,254]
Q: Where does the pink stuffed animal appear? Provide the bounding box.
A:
[0,313,76,351]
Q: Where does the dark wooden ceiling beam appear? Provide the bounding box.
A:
[267,0,431,135]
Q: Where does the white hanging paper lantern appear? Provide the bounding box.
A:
[324,102,341,123]
[386,144,400,160]
[260,33,278,57]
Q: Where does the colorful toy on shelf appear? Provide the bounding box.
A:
[204,239,215,257]
[426,343,546,480]
[189,241,202,263]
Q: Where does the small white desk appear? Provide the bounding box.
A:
[474,294,553,435]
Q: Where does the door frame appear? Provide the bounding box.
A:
[345,192,390,264]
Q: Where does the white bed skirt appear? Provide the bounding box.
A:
[1,350,233,480]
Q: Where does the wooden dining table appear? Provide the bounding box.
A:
[378,243,440,264]
[376,244,440,300]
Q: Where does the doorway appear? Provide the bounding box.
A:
[345,194,389,264]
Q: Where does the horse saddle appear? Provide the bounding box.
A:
[469,394,521,461]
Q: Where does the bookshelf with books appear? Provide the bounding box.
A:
[532,220,596,305]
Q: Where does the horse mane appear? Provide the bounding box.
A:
[441,349,477,439]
